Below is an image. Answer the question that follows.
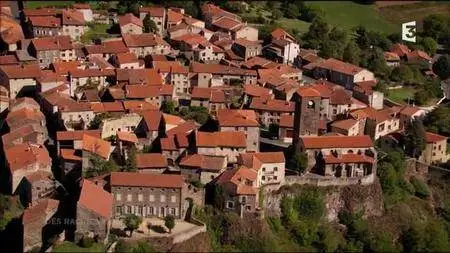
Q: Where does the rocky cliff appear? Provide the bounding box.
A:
[264,179,384,221]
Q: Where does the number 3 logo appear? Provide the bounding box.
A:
[402,21,416,43]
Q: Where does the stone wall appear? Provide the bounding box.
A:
[172,218,207,244]
[284,173,375,187]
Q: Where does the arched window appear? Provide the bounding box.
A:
[307,100,315,109]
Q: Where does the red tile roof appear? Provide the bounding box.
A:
[22,198,59,225]
[122,100,159,112]
[191,87,226,103]
[217,109,259,127]
[32,36,73,51]
[239,152,285,170]
[270,28,295,41]
[300,135,373,149]
[23,8,59,17]
[90,101,125,113]
[5,143,51,172]
[407,50,432,61]
[212,16,242,31]
[60,149,82,161]
[180,154,226,171]
[62,9,84,26]
[6,107,44,128]
[167,9,184,23]
[330,119,359,130]
[243,84,272,98]
[391,43,410,57]
[399,106,421,117]
[317,58,365,75]
[190,62,257,76]
[116,68,163,85]
[425,132,447,143]
[85,40,129,55]
[153,61,188,74]
[72,3,91,9]
[116,131,138,143]
[69,68,115,78]
[324,154,375,164]
[279,114,294,128]
[116,52,139,65]
[51,60,82,74]
[111,172,184,188]
[196,131,246,148]
[350,107,392,123]
[0,63,41,79]
[125,84,162,99]
[384,51,400,61]
[82,134,111,159]
[250,97,295,113]
[0,14,24,44]
[216,166,257,195]
[122,33,169,47]
[296,86,321,97]
[140,6,165,17]
[141,110,163,131]
[136,153,167,168]
[166,120,198,136]
[29,16,61,27]
[0,54,18,65]
[119,13,143,27]
[2,123,46,148]
[78,179,113,219]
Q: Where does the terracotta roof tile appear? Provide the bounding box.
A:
[90,101,125,113]
[216,166,257,195]
[0,63,41,79]
[180,154,226,171]
[425,132,447,143]
[317,58,365,76]
[123,33,169,47]
[167,9,184,23]
[116,68,163,85]
[243,84,272,98]
[22,198,59,225]
[249,97,295,113]
[300,135,373,149]
[125,85,162,99]
[23,8,59,17]
[390,43,410,57]
[57,129,101,141]
[217,109,259,127]
[60,149,82,161]
[117,131,138,143]
[122,100,158,111]
[82,134,111,159]
[140,6,165,17]
[238,152,285,170]
[141,110,163,131]
[78,179,113,219]
[2,123,47,148]
[0,54,18,65]
[69,68,115,78]
[152,61,188,74]
[116,52,139,65]
[350,107,392,123]
[212,16,242,31]
[29,16,61,28]
[279,114,293,128]
[324,154,375,164]
[407,50,432,61]
[6,107,44,129]
[384,51,400,61]
[111,172,183,188]
[196,131,246,148]
[5,143,51,172]
[166,120,198,136]
[24,170,53,183]
[85,40,129,55]
[136,153,167,168]
[31,36,73,51]
[51,60,82,75]
[190,62,257,76]
[399,106,421,117]
[62,9,84,26]
[330,119,359,130]
[119,13,143,28]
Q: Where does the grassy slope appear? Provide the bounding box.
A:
[24,1,74,9]
[386,87,416,105]
[306,1,397,34]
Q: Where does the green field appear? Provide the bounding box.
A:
[306,1,397,34]
[278,18,311,33]
[386,87,416,105]
[24,1,75,9]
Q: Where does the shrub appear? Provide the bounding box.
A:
[79,237,94,248]
[410,177,430,199]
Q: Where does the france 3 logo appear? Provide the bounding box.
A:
[402,21,416,43]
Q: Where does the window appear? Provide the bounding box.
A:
[241,196,247,203]
[171,195,176,203]
[149,195,155,202]
[171,208,176,215]
[116,193,122,201]
[149,207,154,215]
[137,206,143,215]
[378,123,385,132]
[61,53,65,57]
[274,167,278,171]
[138,194,143,202]
[262,167,266,172]
[262,176,265,180]
[274,176,278,180]
[126,206,131,213]
[115,206,122,215]
[307,100,315,109]
[246,205,252,211]
[226,201,234,209]
[127,194,132,202]
[160,195,166,202]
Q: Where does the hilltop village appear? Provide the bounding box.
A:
[0,1,449,252]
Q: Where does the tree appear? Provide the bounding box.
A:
[419,37,438,56]
[122,214,142,237]
[164,215,175,233]
[390,65,414,83]
[271,8,283,21]
[131,241,156,253]
[123,146,137,172]
[143,14,158,33]
[161,100,176,115]
[88,112,111,129]
[404,120,426,158]
[377,162,397,194]
[343,41,360,65]
[422,14,447,40]
[288,152,308,174]
[424,104,450,136]
[302,17,329,49]
[432,55,450,80]
[283,3,300,19]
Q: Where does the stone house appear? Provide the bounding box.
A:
[119,13,143,35]
[4,143,52,194]
[139,6,166,36]
[196,131,247,164]
[238,152,285,186]
[170,33,224,63]
[59,102,95,130]
[263,28,300,64]
[180,154,227,184]
[17,171,55,208]
[76,179,113,243]
[160,120,198,164]
[61,9,87,41]
[122,33,171,58]
[5,107,46,133]
[0,11,24,52]
[330,119,360,136]
[190,87,227,116]
[22,198,59,252]
[232,39,261,61]
[201,3,241,26]
[81,134,112,170]
[28,16,62,37]
[190,62,257,87]
[209,16,258,41]
[421,132,448,164]
[29,36,76,68]
[113,52,143,69]
[395,106,426,130]
[216,166,259,216]
[115,131,139,161]
[84,40,129,62]
[124,84,165,108]
[242,84,274,106]
[152,60,190,101]
[0,64,41,99]
[68,68,115,97]
[135,110,165,146]
[313,58,375,91]
[136,153,168,173]
[350,107,400,140]
[278,114,294,143]
[298,135,377,178]
[2,123,48,149]
[59,148,82,175]
[217,109,260,152]
[249,97,295,127]
[110,172,184,218]
[353,81,384,110]
[99,113,142,139]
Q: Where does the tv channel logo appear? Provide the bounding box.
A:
[402,21,416,43]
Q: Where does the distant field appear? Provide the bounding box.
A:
[278,18,311,33]
[386,87,416,105]
[305,1,397,34]
[376,1,450,31]
[23,1,74,9]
